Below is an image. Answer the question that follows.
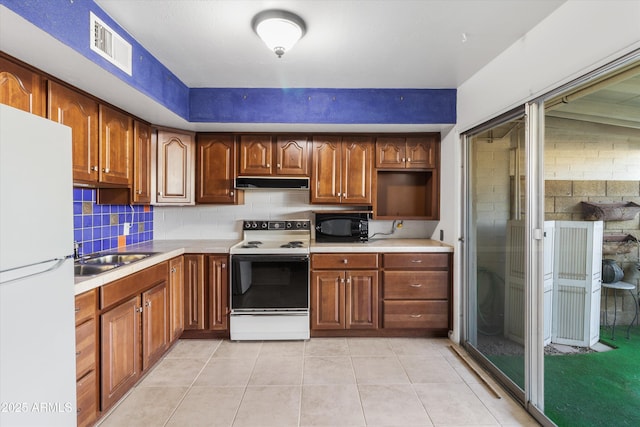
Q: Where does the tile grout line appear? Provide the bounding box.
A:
[162,339,223,427]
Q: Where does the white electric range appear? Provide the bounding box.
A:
[229,220,311,340]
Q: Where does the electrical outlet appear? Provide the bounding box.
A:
[123,222,131,236]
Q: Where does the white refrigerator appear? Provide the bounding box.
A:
[0,104,77,426]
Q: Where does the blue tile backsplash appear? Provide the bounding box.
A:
[73,188,153,257]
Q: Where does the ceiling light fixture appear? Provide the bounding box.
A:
[252,10,306,58]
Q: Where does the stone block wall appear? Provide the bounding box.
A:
[546,179,640,326]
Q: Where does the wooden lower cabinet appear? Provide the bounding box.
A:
[381,253,451,331]
[183,254,230,335]
[99,262,169,412]
[100,295,140,411]
[169,256,185,342]
[311,254,378,330]
[75,289,98,427]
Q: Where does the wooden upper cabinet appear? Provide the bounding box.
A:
[311,136,342,203]
[99,105,133,186]
[406,136,437,168]
[276,136,309,175]
[196,134,242,204]
[48,81,100,183]
[341,137,373,204]
[239,134,310,176]
[239,135,273,175]
[375,136,438,169]
[311,136,372,205]
[132,121,152,204]
[0,56,46,117]
[156,129,195,204]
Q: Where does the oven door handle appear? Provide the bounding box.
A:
[231,255,309,262]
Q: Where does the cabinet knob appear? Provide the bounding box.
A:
[170,267,176,273]
[266,163,270,168]
[407,158,411,162]
[75,307,81,313]
[137,190,142,195]
[346,277,351,284]
[401,158,405,162]
[222,263,226,268]
[230,191,234,197]
[103,167,110,173]
[342,259,348,264]
[277,163,281,169]
[136,306,143,313]
[91,166,99,171]
[337,192,341,197]
[145,300,151,307]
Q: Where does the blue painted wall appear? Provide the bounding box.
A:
[1,0,456,124]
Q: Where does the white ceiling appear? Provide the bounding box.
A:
[94,0,566,89]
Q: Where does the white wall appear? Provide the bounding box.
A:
[444,0,640,343]
[153,190,437,240]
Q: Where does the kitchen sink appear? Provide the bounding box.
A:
[74,264,118,276]
[83,253,152,265]
[75,252,157,276]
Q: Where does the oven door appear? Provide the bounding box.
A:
[231,254,309,312]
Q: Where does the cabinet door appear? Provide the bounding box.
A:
[276,136,309,175]
[342,137,373,204]
[157,129,195,204]
[345,270,379,329]
[184,254,205,330]
[208,255,229,331]
[311,136,342,204]
[406,137,437,169]
[99,105,133,185]
[169,256,184,342]
[48,81,100,183]
[101,295,140,411]
[311,270,345,329]
[142,281,169,371]
[239,135,273,175]
[375,137,406,169]
[0,56,46,116]
[196,134,241,204]
[132,121,152,204]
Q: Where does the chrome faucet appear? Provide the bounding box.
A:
[73,241,82,260]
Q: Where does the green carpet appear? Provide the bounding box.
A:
[487,327,640,426]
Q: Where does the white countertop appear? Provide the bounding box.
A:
[74,238,452,295]
[311,239,453,253]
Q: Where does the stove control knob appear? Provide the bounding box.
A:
[302,222,309,228]
[261,222,268,229]
[273,222,281,229]
[286,222,292,229]
[295,222,301,228]
[251,222,258,229]
[244,222,251,229]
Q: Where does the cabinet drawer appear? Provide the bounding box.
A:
[75,319,96,379]
[312,253,378,269]
[383,300,448,329]
[101,262,167,309]
[75,289,96,325]
[383,253,449,269]
[76,369,97,427]
[383,271,449,299]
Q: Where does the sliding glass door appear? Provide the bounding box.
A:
[463,110,529,400]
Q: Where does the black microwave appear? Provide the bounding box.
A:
[314,211,371,243]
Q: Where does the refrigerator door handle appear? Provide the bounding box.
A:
[0,257,72,286]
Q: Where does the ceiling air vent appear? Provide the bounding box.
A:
[89,12,132,75]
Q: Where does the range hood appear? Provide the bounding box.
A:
[235,176,309,189]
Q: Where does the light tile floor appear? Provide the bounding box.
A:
[98,337,540,426]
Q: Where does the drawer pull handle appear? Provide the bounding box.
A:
[410,259,422,263]
[410,284,422,288]
[410,314,422,318]
[342,259,348,264]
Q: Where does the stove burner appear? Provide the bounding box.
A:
[242,241,262,249]
[280,241,305,248]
